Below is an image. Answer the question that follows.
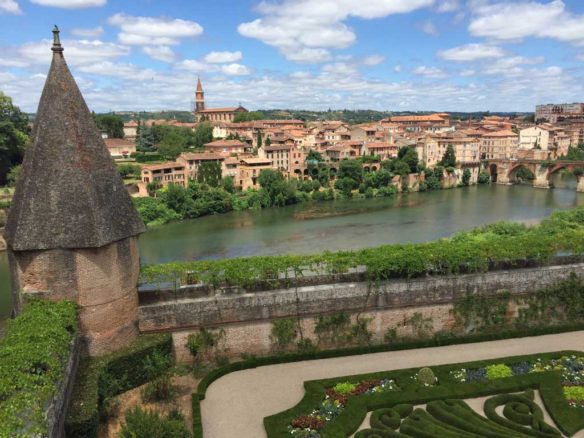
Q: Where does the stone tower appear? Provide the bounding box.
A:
[195,76,205,114]
[4,26,146,356]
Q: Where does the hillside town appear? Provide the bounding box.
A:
[102,79,584,195]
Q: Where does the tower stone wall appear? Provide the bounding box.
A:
[5,27,145,356]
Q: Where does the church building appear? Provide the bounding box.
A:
[194,77,248,123]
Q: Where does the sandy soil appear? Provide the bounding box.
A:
[201,331,584,438]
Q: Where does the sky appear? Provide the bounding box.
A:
[0,0,583,113]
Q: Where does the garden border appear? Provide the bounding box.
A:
[191,323,584,437]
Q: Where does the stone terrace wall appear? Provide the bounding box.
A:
[138,262,584,362]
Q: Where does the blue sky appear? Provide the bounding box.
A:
[1,0,583,113]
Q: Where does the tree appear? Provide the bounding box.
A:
[398,146,419,173]
[265,136,271,146]
[306,150,324,162]
[222,176,235,193]
[95,114,124,138]
[0,92,29,185]
[196,161,222,187]
[233,111,263,123]
[256,130,262,149]
[334,177,358,197]
[338,159,363,183]
[390,159,410,176]
[137,125,156,151]
[193,122,214,149]
[462,168,471,186]
[157,131,185,160]
[440,144,457,168]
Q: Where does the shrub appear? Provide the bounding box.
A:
[0,300,77,437]
[119,407,191,438]
[478,171,491,184]
[186,328,225,363]
[333,382,357,395]
[486,364,513,380]
[416,367,437,386]
[270,318,298,351]
[141,375,174,402]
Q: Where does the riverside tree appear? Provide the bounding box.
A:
[0,92,29,185]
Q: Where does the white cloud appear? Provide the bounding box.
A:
[578,53,584,61]
[108,13,203,46]
[0,0,21,14]
[220,63,251,76]
[176,59,209,72]
[436,0,458,13]
[0,38,130,68]
[469,0,584,45]
[71,26,104,37]
[460,69,475,77]
[362,55,385,66]
[412,66,447,78]
[203,51,242,64]
[77,61,157,80]
[30,0,106,7]
[143,46,175,63]
[483,56,544,76]
[419,20,438,36]
[238,0,434,62]
[438,43,504,61]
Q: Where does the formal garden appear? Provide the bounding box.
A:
[264,352,584,438]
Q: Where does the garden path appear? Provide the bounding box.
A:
[201,331,584,438]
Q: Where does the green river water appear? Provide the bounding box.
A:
[2,180,584,322]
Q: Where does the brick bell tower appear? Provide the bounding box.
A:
[195,76,205,121]
[4,26,146,356]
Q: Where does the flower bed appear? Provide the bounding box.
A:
[264,351,584,438]
[450,354,584,407]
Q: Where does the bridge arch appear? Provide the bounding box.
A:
[508,163,536,184]
[489,163,498,183]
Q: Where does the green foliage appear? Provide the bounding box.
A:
[0,91,29,185]
[440,144,457,167]
[315,313,350,345]
[186,328,225,363]
[259,169,297,205]
[339,159,364,183]
[117,163,141,179]
[233,111,263,122]
[196,161,222,187]
[478,171,491,184]
[350,318,373,345]
[133,196,181,226]
[397,146,419,173]
[270,318,298,351]
[486,364,513,380]
[453,291,512,334]
[333,382,358,395]
[515,166,535,181]
[306,149,324,163]
[564,387,584,402]
[65,334,172,438]
[193,122,214,149]
[335,176,358,197]
[95,114,124,138]
[0,299,77,437]
[119,407,191,438]
[416,367,437,386]
[131,151,163,162]
[6,163,21,187]
[462,168,471,186]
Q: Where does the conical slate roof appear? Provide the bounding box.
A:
[5,27,146,251]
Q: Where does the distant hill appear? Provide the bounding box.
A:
[28,109,530,125]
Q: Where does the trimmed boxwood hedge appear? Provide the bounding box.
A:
[0,299,77,437]
[264,351,584,438]
[191,323,584,437]
[64,333,172,438]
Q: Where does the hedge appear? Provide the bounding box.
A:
[264,351,584,438]
[191,323,584,437]
[131,152,163,162]
[0,299,77,437]
[64,333,172,438]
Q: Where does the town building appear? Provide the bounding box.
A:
[123,120,139,139]
[479,130,519,160]
[417,132,480,168]
[194,78,248,122]
[104,138,136,158]
[238,157,273,190]
[259,144,293,172]
[519,125,571,158]
[362,142,398,160]
[387,113,450,133]
[203,139,249,156]
[141,162,187,188]
[177,152,225,179]
[536,103,584,123]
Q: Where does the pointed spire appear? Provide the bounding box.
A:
[196,76,203,92]
[51,25,63,55]
[5,27,145,251]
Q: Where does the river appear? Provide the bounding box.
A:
[2,181,584,321]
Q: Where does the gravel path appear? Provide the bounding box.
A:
[201,331,584,438]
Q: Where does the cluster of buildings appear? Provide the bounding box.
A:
[106,79,584,195]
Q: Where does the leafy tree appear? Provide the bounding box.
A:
[398,146,419,173]
[193,122,214,149]
[233,111,263,123]
[338,159,363,183]
[478,171,491,184]
[117,163,141,179]
[196,161,222,187]
[222,176,235,193]
[334,177,358,197]
[95,114,124,138]
[265,136,271,146]
[306,150,324,162]
[462,168,472,186]
[256,130,262,149]
[132,197,181,226]
[390,159,411,176]
[440,144,457,168]
[0,92,29,185]
[137,125,156,151]
[258,169,296,205]
[6,164,21,187]
[158,139,184,160]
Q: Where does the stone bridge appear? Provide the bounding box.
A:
[489,159,584,191]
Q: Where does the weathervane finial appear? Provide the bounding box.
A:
[52,25,64,54]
